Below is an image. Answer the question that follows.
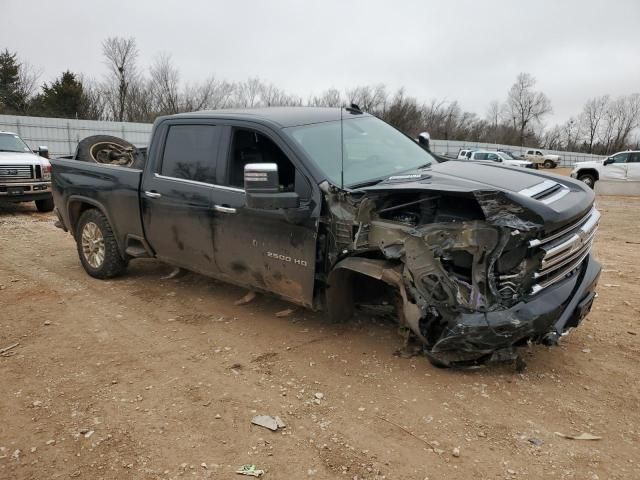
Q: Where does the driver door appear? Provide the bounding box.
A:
[209,124,318,307]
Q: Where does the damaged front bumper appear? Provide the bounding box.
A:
[426,253,601,367]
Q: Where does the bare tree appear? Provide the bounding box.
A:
[561,117,581,151]
[485,100,501,143]
[345,84,387,113]
[80,78,107,120]
[149,53,180,115]
[579,95,609,153]
[236,77,263,108]
[309,88,342,107]
[183,77,234,111]
[15,61,40,112]
[380,88,421,135]
[102,37,139,121]
[126,79,155,122]
[505,73,552,146]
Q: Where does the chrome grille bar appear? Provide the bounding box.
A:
[529,207,600,295]
[0,165,33,181]
[529,207,598,247]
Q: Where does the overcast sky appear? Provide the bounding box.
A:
[3,0,639,124]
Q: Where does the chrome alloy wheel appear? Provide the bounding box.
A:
[81,221,105,268]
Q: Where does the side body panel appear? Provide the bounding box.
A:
[50,158,143,250]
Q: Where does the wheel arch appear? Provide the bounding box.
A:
[67,196,126,259]
[576,168,599,181]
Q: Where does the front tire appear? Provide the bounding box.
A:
[577,173,596,189]
[75,209,127,279]
[543,159,554,169]
[35,198,54,212]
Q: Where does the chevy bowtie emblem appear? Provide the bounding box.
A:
[7,169,18,175]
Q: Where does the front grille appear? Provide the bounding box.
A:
[0,165,34,181]
[530,208,600,294]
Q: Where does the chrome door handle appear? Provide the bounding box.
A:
[213,205,236,214]
[144,191,162,198]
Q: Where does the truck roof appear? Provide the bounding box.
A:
[172,107,371,128]
[0,131,18,135]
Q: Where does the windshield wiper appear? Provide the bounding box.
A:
[347,178,385,189]
[0,149,23,152]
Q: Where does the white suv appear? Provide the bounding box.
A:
[468,151,534,168]
[571,150,640,188]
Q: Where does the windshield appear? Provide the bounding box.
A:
[286,116,434,187]
[500,151,516,159]
[0,133,31,153]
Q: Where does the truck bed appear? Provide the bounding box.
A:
[50,159,145,248]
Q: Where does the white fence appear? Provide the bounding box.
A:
[0,114,604,166]
[0,115,153,157]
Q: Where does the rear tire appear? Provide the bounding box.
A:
[35,198,54,212]
[577,173,596,189]
[75,209,127,279]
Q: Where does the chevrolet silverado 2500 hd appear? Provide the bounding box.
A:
[51,107,601,367]
[0,131,53,211]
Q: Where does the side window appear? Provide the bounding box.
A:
[536,151,543,156]
[487,153,498,161]
[161,125,220,183]
[612,152,630,163]
[527,150,534,155]
[475,153,487,160]
[628,152,640,163]
[226,129,296,192]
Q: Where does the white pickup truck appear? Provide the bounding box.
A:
[0,131,54,211]
[571,150,640,188]
[523,149,561,169]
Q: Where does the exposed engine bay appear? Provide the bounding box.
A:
[320,179,600,368]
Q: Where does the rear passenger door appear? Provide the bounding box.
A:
[602,152,629,181]
[141,121,222,274]
[625,152,640,181]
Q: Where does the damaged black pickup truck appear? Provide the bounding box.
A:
[51,107,601,367]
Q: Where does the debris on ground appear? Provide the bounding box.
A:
[528,437,544,446]
[251,415,286,431]
[554,431,602,441]
[274,308,295,318]
[234,291,257,306]
[236,464,265,477]
[161,267,185,280]
[0,343,19,356]
[452,447,460,457]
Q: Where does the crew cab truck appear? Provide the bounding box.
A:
[51,107,601,368]
[0,131,53,211]
[523,148,561,169]
[571,150,640,189]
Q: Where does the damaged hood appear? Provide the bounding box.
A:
[360,160,595,233]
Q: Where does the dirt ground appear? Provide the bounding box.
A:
[1,193,639,480]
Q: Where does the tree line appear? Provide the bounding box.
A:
[1,38,638,155]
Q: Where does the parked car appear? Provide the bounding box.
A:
[0,131,54,212]
[457,148,474,159]
[468,151,534,168]
[571,150,640,188]
[51,107,600,368]
[523,148,561,169]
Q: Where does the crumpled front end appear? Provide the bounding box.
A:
[323,183,601,367]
